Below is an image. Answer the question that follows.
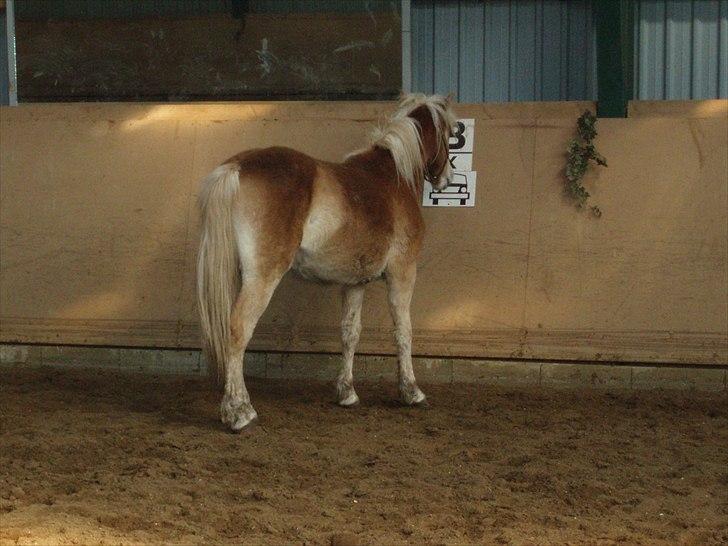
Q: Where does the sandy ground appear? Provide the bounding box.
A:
[0,366,726,546]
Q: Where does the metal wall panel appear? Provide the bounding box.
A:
[414,0,726,103]
[433,1,459,96]
[511,1,536,101]
[637,0,666,99]
[692,0,721,98]
[457,1,484,102]
[482,1,510,101]
[665,0,693,99]
[1,11,8,105]
[412,1,434,94]
[412,0,597,102]
[722,0,728,97]
[635,0,728,99]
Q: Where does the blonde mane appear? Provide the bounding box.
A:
[369,93,456,190]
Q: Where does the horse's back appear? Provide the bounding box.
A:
[222,145,422,284]
[229,146,318,186]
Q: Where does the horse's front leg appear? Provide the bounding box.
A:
[385,262,426,406]
[337,284,365,406]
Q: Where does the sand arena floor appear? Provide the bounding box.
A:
[1,367,726,545]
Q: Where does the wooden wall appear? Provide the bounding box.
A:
[1,100,726,365]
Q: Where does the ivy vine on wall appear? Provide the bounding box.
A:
[565,111,607,217]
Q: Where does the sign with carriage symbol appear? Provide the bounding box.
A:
[423,118,477,207]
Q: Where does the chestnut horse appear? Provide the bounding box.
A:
[197,94,456,431]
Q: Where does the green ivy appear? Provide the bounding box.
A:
[565,111,607,217]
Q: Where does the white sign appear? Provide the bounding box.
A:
[450,152,472,171]
[423,118,477,207]
[449,118,475,152]
[423,171,477,207]
[449,117,474,170]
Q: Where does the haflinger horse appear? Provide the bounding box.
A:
[197,93,456,432]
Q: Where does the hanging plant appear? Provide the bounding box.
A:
[565,111,607,217]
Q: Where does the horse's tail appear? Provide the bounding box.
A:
[196,163,241,387]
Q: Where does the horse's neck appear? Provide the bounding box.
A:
[344,147,424,198]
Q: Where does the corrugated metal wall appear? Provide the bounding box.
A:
[1,11,8,105]
[411,0,727,102]
[635,0,728,99]
[411,0,598,102]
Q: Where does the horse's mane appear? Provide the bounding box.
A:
[369,93,456,190]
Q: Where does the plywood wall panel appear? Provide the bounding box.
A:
[1,101,726,364]
[523,117,727,362]
[1,118,197,324]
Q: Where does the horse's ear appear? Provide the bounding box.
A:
[444,92,455,106]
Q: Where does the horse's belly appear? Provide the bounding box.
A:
[292,247,387,285]
[296,171,391,284]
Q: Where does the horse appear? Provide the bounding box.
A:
[196,93,457,432]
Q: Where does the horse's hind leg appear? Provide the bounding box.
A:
[221,272,283,431]
[385,261,427,406]
[337,284,365,406]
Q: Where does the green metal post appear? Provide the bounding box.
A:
[594,0,634,117]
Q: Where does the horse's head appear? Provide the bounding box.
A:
[369,93,457,193]
[401,94,457,191]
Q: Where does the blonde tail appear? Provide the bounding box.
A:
[196,163,241,385]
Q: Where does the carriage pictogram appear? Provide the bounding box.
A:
[429,172,470,206]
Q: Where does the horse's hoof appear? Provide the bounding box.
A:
[230,414,258,433]
[400,385,427,408]
[336,381,359,408]
[410,397,429,409]
[401,397,429,409]
[338,391,360,408]
[221,396,258,432]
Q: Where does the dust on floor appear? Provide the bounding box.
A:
[1,367,726,545]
